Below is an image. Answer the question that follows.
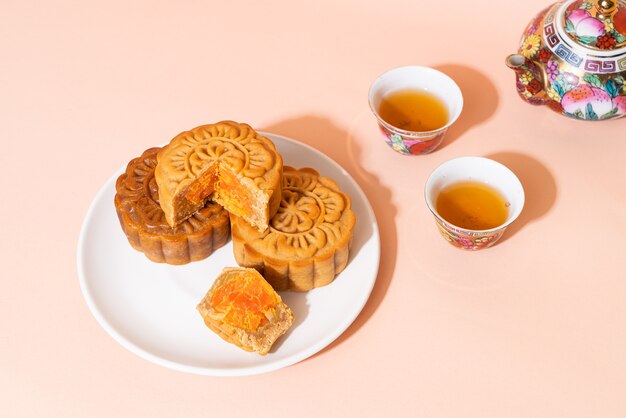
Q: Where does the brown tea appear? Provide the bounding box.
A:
[378,89,448,132]
[436,181,509,230]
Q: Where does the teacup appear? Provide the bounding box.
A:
[368,65,463,155]
[424,157,525,250]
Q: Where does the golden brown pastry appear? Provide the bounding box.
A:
[155,121,283,231]
[231,167,356,291]
[114,147,230,265]
[197,267,294,355]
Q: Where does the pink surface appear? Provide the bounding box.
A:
[2,0,625,416]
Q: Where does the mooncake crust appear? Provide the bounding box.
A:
[231,167,356,291]
[114,147,230,265]
[196,267,294,355]
[154,121,282,230]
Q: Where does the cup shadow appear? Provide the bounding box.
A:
[433,64,499,149]
[261,116,397,355]
[484,152,557,242]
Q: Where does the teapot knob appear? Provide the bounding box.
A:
[597,0,617,20]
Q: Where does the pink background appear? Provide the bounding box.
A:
[2,0,625,416]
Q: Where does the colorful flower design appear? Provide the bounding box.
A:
[547,73,625,120]
[614,96,626,115]
[567,8,606,38]
[562,85,613,118]
[527,96,546,105]
[379,129,443,155]
[436,222,503,251]
[511,0,626,121]
[547,87,561,101]
[526,22,539,36]
[547,100,564,113]
[521,34,541,58]
[563,72,580,86]
[527,79,543,95]
[455,237,475,250]
[563,2,626,49]
[409,133,444,155]
[547,61,559,81]
[597,33,617,50]
[519,71,534,86]
[568,8,591,26]
[538,48,551,63]
[389,133,410,154]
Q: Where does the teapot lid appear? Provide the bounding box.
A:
[542,0,626,73]
[559,0,626,51]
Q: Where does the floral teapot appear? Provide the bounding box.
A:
[506,0,626,120]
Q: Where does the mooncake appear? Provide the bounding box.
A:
[114,147,230,265]
[155,121,283,231]
[231,167,356,291]
[197,267,294,355]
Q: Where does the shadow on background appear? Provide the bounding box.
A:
[434,64,500,149]
[262,116,397,354]
[485,152,557,242]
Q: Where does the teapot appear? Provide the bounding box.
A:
[506,0,626,120]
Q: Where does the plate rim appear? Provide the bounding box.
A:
[77,132,381,376]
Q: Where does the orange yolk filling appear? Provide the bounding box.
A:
[215,167,255,219]
[210,272,278,330]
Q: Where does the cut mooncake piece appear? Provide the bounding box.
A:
[114,147,230,265]
[155,121,283,231]
[231,167,356,291]
[197,267,294,355]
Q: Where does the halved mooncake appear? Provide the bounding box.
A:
[114,147,230,265]
[231,167,356,291]
[196,267,294,355]
[155,121,283,231]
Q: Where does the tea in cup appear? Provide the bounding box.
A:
[368,66,463,155]
[424,157,525,250]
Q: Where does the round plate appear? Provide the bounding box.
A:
[77,133,380,376]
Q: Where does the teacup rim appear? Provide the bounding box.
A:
[424,156,525,234]
[368,65,464,136]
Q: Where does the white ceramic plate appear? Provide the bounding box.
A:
[77,133,380,376]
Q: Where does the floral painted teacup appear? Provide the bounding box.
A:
[424,157,525,250]
[368,66,463,155]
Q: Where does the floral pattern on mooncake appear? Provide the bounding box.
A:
[154,121,283,231]
[231,167,356,291]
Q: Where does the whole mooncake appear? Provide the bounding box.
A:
[155,121,283,231]
[231,167,356,291]
[114,147,230,265]
[197,267,294,355]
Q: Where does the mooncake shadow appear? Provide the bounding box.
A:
[433,64,499,149]
[262,116,397,354]
[484,152,557,242]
